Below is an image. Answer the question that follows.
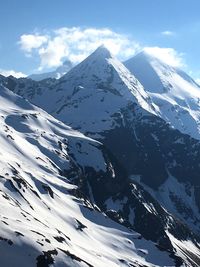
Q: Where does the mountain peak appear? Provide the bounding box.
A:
[134,50,151,58]
[125,49,199,93]
[88,45,112,61]
[60,45,115,83]
[57,44,156,122]
[124,47,200,140]
[60,45,113,81]
[128,50,165,66]
[92,44,112,58]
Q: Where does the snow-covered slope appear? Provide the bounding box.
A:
[124,51,200,140]
[29,60,73,81]
[0,84,180,267]
[3,47,200,266]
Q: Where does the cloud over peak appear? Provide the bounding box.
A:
[18,26,186,73]
[19,27,140,70]
[143,46,185,68]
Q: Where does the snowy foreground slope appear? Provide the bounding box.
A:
[2,46,200,266]
[124,51,200,140]
[0,85,179,267]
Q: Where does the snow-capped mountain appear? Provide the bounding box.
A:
[4,46,157,136]
[28,60,73,81]
[0,83,180,267]
[124,51,200,140]
[2,46,200,266]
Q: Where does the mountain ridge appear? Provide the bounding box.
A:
[1,46,200,266]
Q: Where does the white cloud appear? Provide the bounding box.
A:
[0,69,27,78]
[161,31,175,36]
[143,47,185,67]
[19,27,140,70]
[19,34,48,54]
[18,27,187,72]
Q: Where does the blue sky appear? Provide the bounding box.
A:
[1,0,200,80]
